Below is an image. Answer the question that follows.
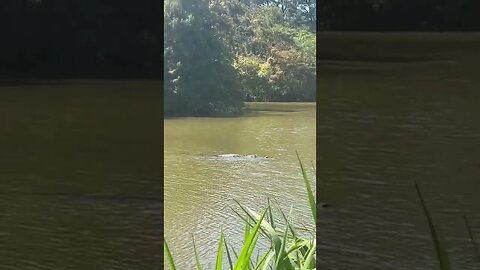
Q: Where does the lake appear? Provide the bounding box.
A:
[0,80,163,270]
[318,32,480,269]
[164,102,316,268]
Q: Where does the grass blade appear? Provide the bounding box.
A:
[415,183,452,270]
[164,239,177,270]
[464,214,480,263]
[192,234,203,270]
[234,208,268,270]
[254,249,272,270]
[268,198,275,230]
[296,151,316,222]
[274,206,295,270]
[234,199,271,239]
[224,236,234,270]
[216,231,224,270]
[245,216,251,243]
[231,243,240,259]
[301,239,316,269]
[232,199,275,242]
[272,198,298,238]
[258,251,275,270]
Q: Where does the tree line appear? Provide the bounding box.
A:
[318,0,480,31]
[4,0,477,116]
[164,0,316,116]
[0,0,162,80]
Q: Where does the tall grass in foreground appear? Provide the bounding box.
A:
[415,183,452,270]
[416,183,480,269]
[464,215,480,263]
[164,154,316,270]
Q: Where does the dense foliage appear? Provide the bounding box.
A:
[164,0,316,116]
[164,0,244,116]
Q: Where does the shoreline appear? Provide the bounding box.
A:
[0,78,163,87]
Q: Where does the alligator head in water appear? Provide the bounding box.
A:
[214,154,270,160]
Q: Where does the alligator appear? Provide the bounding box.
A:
[212,153,270,160]
[319,201,330,208]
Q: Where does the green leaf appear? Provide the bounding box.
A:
[245,215,251,244]
[192,234,203,270]
[464,214,480,263]
[259,252,275,270]
[253,249,272,270]
[234,208,268,270]
[268,198,276,230]
[216,231,224,270]
[164,239,176,270]
[274,206,295,270]
[415,183,452,270]
[301,239,316,270]
[296,151,316,222]
[224,236,235,270]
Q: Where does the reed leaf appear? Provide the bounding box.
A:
[274,206,295,270]
[164,239,176,270]
[268,198,276,230]
[215,231,224,270]
[260,252,275,270]
[464,214,480,263]
[301,239,316,269]
[253,249,272,270]
[296,151,316,222]
[192,234,203,270]
[415,183,452,270]
[224,236,235,270]
[234,208,268,270]
[245,216,251,244]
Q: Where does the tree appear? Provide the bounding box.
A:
[231,5,316,102]
[164,0,244,116]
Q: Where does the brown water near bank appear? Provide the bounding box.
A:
[318,32,480,270]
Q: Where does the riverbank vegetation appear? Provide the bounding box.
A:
[164,154,316,269]
[164,0,316,116]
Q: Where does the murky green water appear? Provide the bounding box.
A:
[318,33,480,270]
[0,80,162,270]
[164,103,316,268]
